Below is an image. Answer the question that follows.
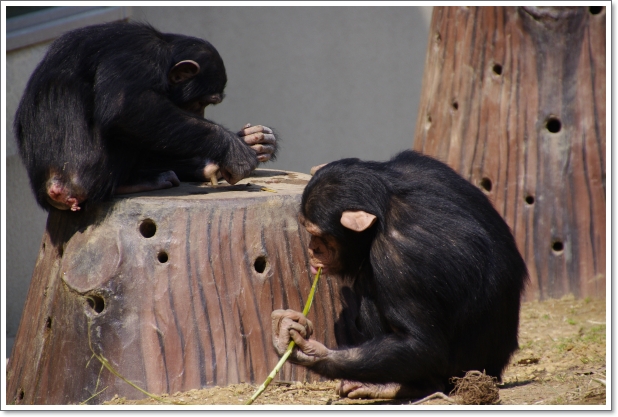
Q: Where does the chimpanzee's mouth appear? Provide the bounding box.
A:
[310,264,326,275]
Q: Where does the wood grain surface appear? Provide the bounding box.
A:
[413,6,606,301]
[6,171,349,404]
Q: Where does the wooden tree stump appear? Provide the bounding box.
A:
[6,170,347,405]
[413,6,606,301]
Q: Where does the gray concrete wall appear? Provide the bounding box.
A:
[4,6,431,356]
[132,6,432,169]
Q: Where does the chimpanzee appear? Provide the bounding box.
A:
[14,21,277,212]
[272,150,528,399]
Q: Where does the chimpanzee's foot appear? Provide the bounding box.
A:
[310,163,327,175]
[337,381,401,399]
[115,170,180,195]
[337,380,437,400]
[201,162,221,184]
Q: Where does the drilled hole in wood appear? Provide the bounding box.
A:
[452,101,459,110]
[525,195,535,205]
[435,32,441,42]
[45,316,52,330]
[254,256,268,274]
[139,219,157,238]
[158,251,169,263]
[546,116,562,133]
[552,241,564,254]
[480,177,493,193]
[589,6,603,14]
[87,295,105,314]
[17,388,24,402]
[493,63,503,75]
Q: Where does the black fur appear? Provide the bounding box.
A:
[301,150,528,393]
[14,21,269,211]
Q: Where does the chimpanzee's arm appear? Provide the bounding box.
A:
[310,335,446,384]
[271,309,447,385]
[99,90,258,183]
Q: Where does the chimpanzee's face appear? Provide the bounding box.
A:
[168,51,227,117]
[299,214,343,275]
[180,93,225,116]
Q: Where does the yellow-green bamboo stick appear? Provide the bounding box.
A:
[245,267,322,405]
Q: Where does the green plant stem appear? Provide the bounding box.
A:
[245,267,322,405]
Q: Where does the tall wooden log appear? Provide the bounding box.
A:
[413,6,606,301]
[6,170,349,405]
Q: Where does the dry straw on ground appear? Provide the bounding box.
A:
[449,370,500,405]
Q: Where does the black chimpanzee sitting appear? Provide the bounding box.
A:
[14,21,277,212]
[271,150,528,399]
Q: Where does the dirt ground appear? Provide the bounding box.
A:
[105,294,607,407]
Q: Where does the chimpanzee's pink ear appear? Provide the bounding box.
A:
[340,211,377,232]
[169,60,201,83]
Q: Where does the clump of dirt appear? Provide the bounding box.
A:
[449,370,500,405]
[104,295,606,406]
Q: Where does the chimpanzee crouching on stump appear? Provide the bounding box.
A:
[14,21,277,212]
[272,150,528,399]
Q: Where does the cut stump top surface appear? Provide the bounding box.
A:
[118,169,311,203]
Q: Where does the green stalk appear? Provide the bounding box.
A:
[245,267,322,405]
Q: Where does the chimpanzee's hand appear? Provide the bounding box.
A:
[219,136,258,184]
[271,309,330,366]
[272,309,313,355]
[238,124,277,163]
